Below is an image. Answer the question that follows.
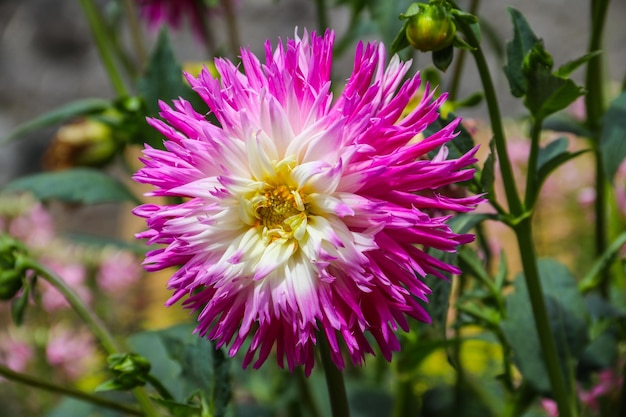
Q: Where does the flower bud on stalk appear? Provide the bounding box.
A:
[405,3,457,52]
[0,235,28,300]
[43,118,118,170]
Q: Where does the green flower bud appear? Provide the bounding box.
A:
[0,235,28,300]
[108,352,151,375]
[406,4,457,52]
[43,118,119,170]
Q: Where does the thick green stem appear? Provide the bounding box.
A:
[25,259,161,417]
[0,364,143,416]
[318,336,350,417]
[514,220,576,417]
[392,379,418,417]
[585,0,611,297]
[456,19,523,217]
[314,0,330,33]
[78,0,128,96]
[524,119,543,209]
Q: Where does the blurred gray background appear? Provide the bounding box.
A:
[1,0,625,186]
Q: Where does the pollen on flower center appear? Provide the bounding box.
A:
[252,184,309,240]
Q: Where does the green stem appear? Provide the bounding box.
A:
[123,0,147,72]
[314,0,330,33]
[585,0,611,297]
[78,0,128,96]
[447,0,480,101]
[318,336,350,417]
[513,219,576,417]
[296,367,323,417]
[24,258,161,417]
[221,0,241,60]
[456,18,524,217]
[26,258,120,354]
[524,119,543,209]
[0,364,143,416]
[392,379,418,417]
[146,374,174,401]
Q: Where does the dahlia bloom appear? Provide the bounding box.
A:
[134,30,481,375]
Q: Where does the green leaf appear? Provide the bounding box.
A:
[503,7,541,97]
[554,50,602,78]
[542,114,591,138]
[138,30,189,117]
[600,90,626,183]
[432,45,454,72]
[447,213,495,235]
[536,137,588,189]
[523,45,586,121]
[10,277,31,326]
[390,21,411,55]
[3,169,140,205]
[0,99,111,145]
[137,30,209,149]
[500,259,590,392]
[424,113,475,161]
[480,140,496,195]
[128,323,230,407]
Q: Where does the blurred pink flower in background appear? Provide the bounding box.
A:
[40,260,90,311]
[0,336,33,379]
[96,249,143,293]
[7,203,55,249]
[46,326,97,380]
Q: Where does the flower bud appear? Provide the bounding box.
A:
[0,235,28,300]
[43,118,118,170]
[108,352,151,375]
[406,4,457,52]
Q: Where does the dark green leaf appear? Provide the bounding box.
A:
[128,323,229,407]
[600,90,626,183]
[523,45,586,121]
[137,30,209,149]
[1,99,110,145]
[480,140,496,195]
[138,30,189,117]
[3,169,140,205]
[543,114,591,138]
[390,21,411,55]
[536,137,588,188]
[424,113,475,161]
[503,7,541,97]
[447,213,495,235]
[10,278,30,325]
[432,45,454,72]
[501,259,590,392]
[554,50,602,78]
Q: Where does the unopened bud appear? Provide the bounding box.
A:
[406,4,457,52]
[43,118,118,170]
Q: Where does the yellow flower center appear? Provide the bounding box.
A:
[253,184,308,240]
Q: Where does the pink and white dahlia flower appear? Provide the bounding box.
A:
[134,30,481,375]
